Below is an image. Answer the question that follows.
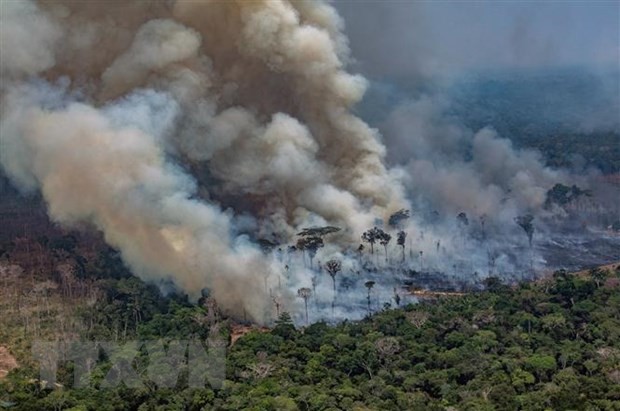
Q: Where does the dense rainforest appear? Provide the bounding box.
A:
[1,261,619,411]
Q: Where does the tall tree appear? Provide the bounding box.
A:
[324,259,342,293]
[295,238,307,267]
[361,228,380,255]
[296,236,324,269]
[362,227,390,259]
[378,231,392,263]
[515,214,535,247]
[305,237,324,269]
[297,288,312,325]
[397,231,407,263]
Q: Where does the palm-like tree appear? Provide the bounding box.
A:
[361,227,380,255]
[324,259,342,292]
[297,236,324,269]
[379,231,391,263]
[515,214,535,275]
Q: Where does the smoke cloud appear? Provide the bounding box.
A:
[1,1,616,324]
[0,0,61,78]
[383,96,567,219]
[0,0,408,322]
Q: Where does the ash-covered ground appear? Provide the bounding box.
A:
[538,231,620,272]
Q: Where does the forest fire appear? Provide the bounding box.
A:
[1,0,618,325]
[1,1,618,409]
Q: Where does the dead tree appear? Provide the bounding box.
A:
[297,287,312,325]
[406,310,429,329]
[249,351,275,379]
[375,337,400,368]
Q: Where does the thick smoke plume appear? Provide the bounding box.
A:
[0,0,406,322]
[2,1,616,324]
[383,95,569,218]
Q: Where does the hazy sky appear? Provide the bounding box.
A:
[334,1,620,80]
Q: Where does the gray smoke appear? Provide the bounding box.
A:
[382,95,569,219]
[1,1,615,324]
[0,0,408,323]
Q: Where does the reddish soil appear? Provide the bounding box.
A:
[230,324,270,346]
[409,289,467,298]
[0,346,18,379]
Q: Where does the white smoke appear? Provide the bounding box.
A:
[0,0,407,322]
[0,0,61,78]
[2,1,610,324]
[383,95,570,220]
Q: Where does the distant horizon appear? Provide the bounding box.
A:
[356,63,620,135]
[335,1,619,80]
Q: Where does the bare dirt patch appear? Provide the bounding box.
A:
[230,324,270,346]
[0,346,18,379]
[573,261,620,277]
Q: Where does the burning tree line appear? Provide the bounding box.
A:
[257,210,412,324]
[259,207,541,325]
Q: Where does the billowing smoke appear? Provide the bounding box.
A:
[2,1,617,324]
[0,0,407,322]
[383,95,569,219]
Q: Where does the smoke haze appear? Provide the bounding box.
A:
[1,1,618,324]
[1,0,409,322]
